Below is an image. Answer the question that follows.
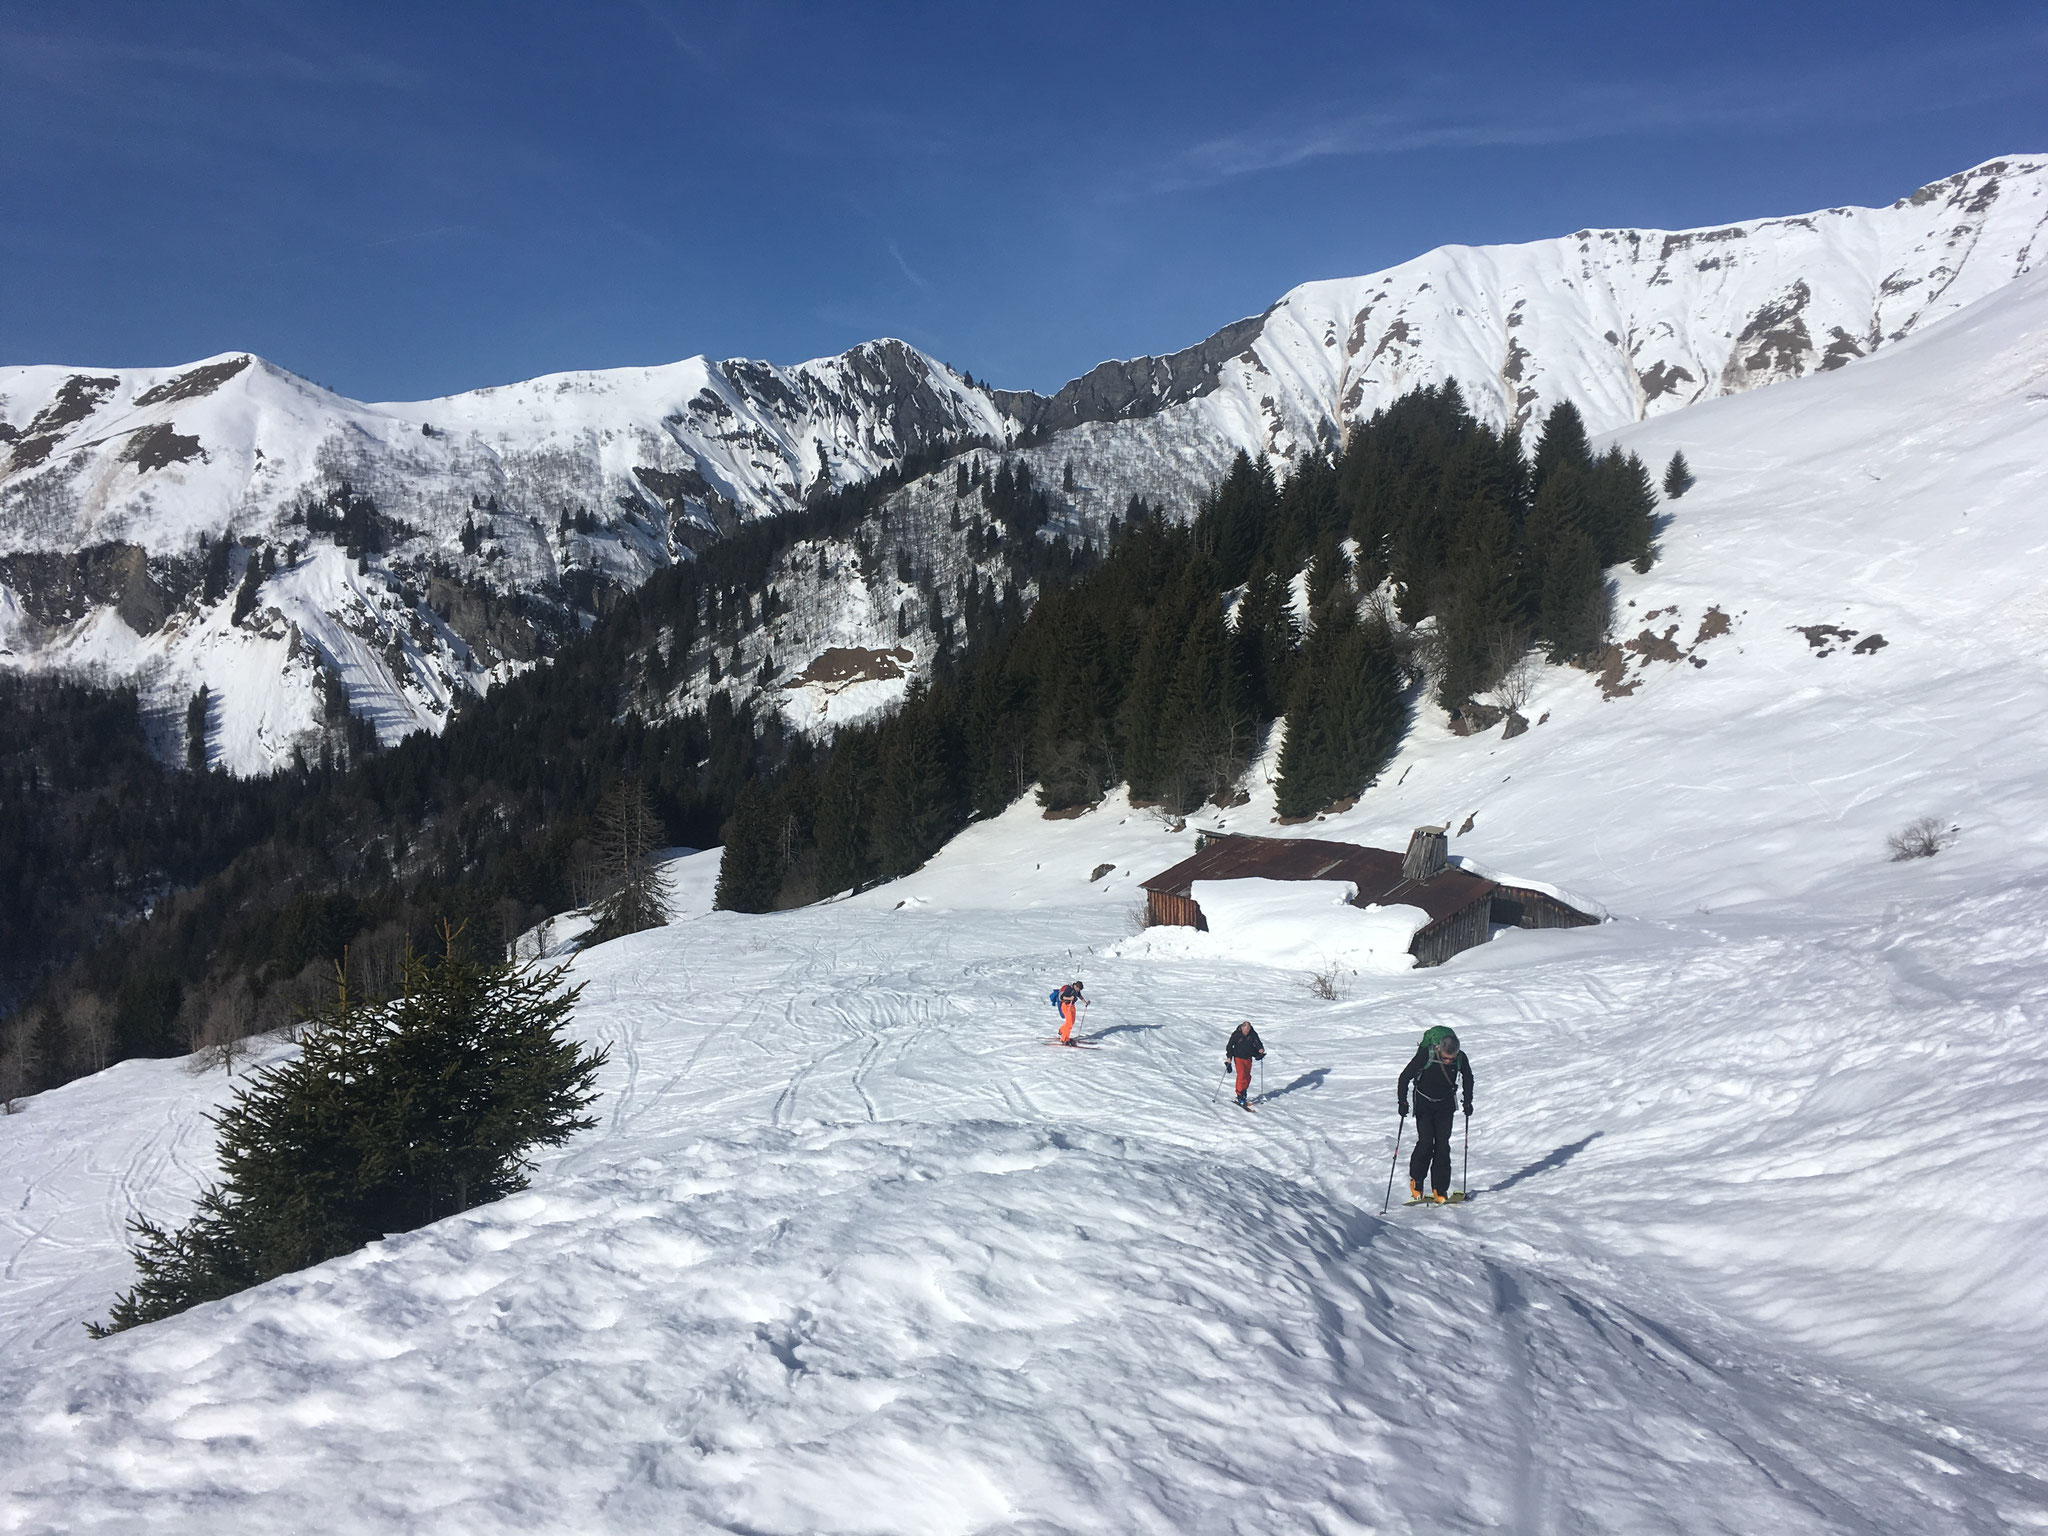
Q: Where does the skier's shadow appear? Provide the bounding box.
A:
[1084,1023,1162,1042]
[1254,1066,1330,1104]
[1484,1132,1603,1195]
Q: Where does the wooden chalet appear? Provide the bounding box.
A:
[1140,829,1598,968]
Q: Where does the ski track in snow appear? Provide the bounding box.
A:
[5,857,2048,1533]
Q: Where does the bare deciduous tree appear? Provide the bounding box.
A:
[1306,963,1346,1001]
[1887,816,1958,862]
[65,991,112,1075]
[0,1013,37,1112]
[186,978,258,1075]
[566,838,606,909]
[1488,633,1539,716]
[588,780,673,942]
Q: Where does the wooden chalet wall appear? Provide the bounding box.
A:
[1490,886,1600,931]
[1407,894,1494,968]
[1146,890,1205,930]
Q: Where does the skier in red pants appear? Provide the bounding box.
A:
[1224,1020,1266,1109]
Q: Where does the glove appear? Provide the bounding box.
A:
[1397,1099,1408,1117]
[1464,1103,1474,1117]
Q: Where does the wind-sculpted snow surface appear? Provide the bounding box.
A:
[4,836,2048,1533]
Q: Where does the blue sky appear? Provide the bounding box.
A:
[2,1,2043,401]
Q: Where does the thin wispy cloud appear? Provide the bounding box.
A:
[628,0,708,64]
[1135,22,2048,198]
[888,241,931,292]
[0,26,421,92]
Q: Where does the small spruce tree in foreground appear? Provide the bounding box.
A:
[91,934,604,1335]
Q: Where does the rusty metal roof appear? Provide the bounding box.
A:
[1141,833,1495,927]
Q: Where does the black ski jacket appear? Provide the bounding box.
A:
[1399,1049,1472,1115]
[1224,1025,1267,1062]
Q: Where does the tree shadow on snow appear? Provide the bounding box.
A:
[1484,1132,1603,1195]
[1083,1023,1163,1042]
[1254,1067,1331,1104]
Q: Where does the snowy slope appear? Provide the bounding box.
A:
[5,264,2048,1529]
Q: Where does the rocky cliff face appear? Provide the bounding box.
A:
[2,157,2041,774]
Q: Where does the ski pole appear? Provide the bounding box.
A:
[1209,1062,1225,1104]
[1381,1114,1406,1213]
[1462,1111,1469,1197]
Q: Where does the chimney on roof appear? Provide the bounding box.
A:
[1403,826,1449,883]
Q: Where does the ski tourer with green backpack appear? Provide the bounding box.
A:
[1394,1026,1473,1206]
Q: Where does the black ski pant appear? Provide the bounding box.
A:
[1409,1098,1456,1195]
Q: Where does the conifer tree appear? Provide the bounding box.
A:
[589,780,672,941]
[185,686,210,773]
[812,729,880,895]
[1305,530,1349,610]
[714,778,784,912]
[964,644,1033,818]
[1320,613,1404,801]
[1520,462,1591,617]
[871,685,964,878]
[1662,449,1695,499]
[1160,596,1242,809]
[232,551,265,625]
[1537,526,1608,663]
[1273,595,1384,818]
[1233,563,1299,722]
[1434,497,1521,709]
[92,946,602,1335]
[1531,401,1594,495]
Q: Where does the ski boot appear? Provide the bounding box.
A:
[1409,1179,1423,1202]
[1430,1190,1447,1205]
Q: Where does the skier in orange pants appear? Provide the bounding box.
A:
[1056,980,1086,1044]
[1224,1020,1266,1108]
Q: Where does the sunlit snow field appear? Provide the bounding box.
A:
[6,261,2048,1534]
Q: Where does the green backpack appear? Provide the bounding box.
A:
[1416,1025,1460,1061]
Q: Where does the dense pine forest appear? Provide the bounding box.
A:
[0,386,1657,1103]
[715,384,1657,910]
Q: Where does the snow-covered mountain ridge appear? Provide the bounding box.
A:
[1077,154,2047,463]
[2,156,2041,773]
[0,340,1011,770]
